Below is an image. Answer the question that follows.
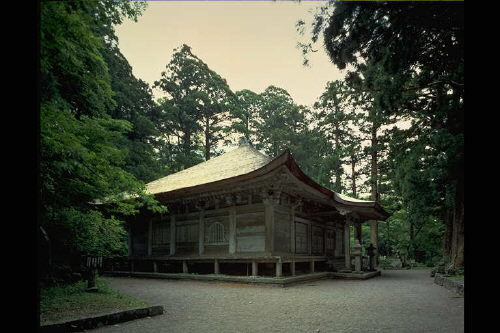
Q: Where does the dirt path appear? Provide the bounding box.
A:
[91,270,464,332]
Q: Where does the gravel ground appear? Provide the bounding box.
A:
[92,270,464,333]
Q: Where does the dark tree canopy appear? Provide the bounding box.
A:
[300,1,464,268]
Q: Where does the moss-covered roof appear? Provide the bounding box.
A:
[145,143,389,220]
[146,144,271,195]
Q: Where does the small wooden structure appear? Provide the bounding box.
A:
[123,141,389,277]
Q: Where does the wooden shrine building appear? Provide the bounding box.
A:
[125,140,389,277]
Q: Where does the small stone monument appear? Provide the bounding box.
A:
[84,255,102,292]
[352,240,363,273]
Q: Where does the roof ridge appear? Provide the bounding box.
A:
[146,144,272,192]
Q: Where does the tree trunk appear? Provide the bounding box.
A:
[183,131,191,159]
[370,123,379,202]
[450,179,464,268]
[204,117,211,161]
[351,156,357,198]
[442,208,453,258]
[409,222,415,261]
[334,123,342,192]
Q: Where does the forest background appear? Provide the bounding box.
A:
[39,0,463,283]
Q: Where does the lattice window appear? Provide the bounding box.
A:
[205,222,226,245]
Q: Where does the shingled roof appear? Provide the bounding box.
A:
[146,144,271,195]
[146,142,389,220]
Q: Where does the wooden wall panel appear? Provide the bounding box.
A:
[236,212,265,253]
[175,222,199,255]
[274,210,291,253]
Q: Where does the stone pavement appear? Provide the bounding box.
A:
[91,269,464,332]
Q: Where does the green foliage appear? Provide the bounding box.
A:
[101,41,166,182]
[40,0,165,274]
[40,1,115,118]
[230,89,263,144]
[301,1,464,267]
[313,80,360,193]
[40,277,148,325]
[155,44,236,166]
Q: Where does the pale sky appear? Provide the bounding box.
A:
[114,0,344,108]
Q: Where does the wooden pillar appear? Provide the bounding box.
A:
[214,259,220,274]
[276,260,282,277]
[251,260,258,276]
[263,189,280,254]
[170,215,176,255]
[310,260,315,273]
[182,260,188,273]
[336,227,343,256]
[354,222,362,269]
[153,261,157,273]
[264,202,275,254]
[199,210,205,255]
[344,222,351,270]
[370,220,379,266]
[290,205,297,254]
[354,222,362,245]
[229,206,236,254]
[308,223,312,255]
[290,261,296,276]
[147,220,153,256]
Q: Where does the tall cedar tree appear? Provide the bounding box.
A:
[154,44,236,169]
[314,80,359,193]
[300,1,464,268]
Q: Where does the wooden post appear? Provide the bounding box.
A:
[290,261,296,276]
[251,260,258,276]
[199,210,205,255]
[153,261,157,273]
[170,215,176,255]
[344,222,351,271]
[148,220,153,256]
[290,205,297,254]
[229,206,236,254]
[308,223,312,255]
[264,202,275,254]
[276,260,282,277]
[263,189,280,254]
[355,222,362,245]
[310,260,315,273]
[354,222,362,269]
[214,259,220,274]
[370,220,379,266]
[182,260,188,273]
[336,227,343,256]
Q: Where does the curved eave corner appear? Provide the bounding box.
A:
[152,148,291,201]
[285,150,390,221]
